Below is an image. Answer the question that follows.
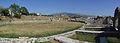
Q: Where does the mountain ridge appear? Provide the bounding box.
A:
[51,12,94,17]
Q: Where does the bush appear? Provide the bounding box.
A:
[14,13,21,19]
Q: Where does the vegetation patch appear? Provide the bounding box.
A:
[0,21,82,38]
[107,37,120,43]
[70,33,97,43]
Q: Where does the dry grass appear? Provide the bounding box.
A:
[21,16,49,20]
[0,21,82,38]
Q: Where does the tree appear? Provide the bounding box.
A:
[9,3,20,12]
[0,6,5,15]
[1,8,9,16]
[20,7,29,15]
[0,6,3,11]
[0,3,30,19]
[9,3,22,18]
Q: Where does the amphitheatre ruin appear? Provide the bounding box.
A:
[0,6,119,43]
[0,1,120,43]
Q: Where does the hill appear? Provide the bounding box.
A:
[51,12,94,17]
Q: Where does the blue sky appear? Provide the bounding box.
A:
[0,0,120,16]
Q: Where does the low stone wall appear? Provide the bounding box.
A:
[0,38,36,43]
[54,36,80,43]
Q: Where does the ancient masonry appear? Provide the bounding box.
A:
[113,7,120,31]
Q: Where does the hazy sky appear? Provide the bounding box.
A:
[0,0,120,16]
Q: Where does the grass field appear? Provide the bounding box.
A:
[107,37,120,43]
[0,21,82,38]
[70,33,96,43]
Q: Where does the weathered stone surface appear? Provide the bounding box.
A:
[54,36,80,43]
[113,7,120,31]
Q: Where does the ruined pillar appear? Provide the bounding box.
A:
[114,7,120,31]
[113,7,118,28]
[117,8,120,31]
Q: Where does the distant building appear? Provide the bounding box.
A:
[36,13,41,16]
